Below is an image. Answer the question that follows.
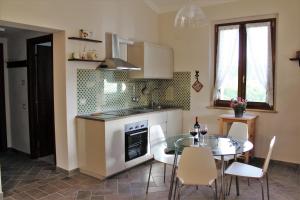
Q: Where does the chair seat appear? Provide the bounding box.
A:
[225,162,264,178]
[154,154,181,166]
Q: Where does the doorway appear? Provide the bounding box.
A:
[27,35,55,162]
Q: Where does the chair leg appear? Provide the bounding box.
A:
[211,185,217,200]
[173,178,178,200]
[260,179,265,200]
[214,179,218,200]
[177,184,182,200]
[227,176,233,196]
[164,163,167,183]
[146,163,153,194]
[235,176,240,196]
[266,173,270,200]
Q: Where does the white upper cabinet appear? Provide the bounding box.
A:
[128,42,174,79]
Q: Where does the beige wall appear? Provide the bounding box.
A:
[0,0,159,170]
[159,0,300,164]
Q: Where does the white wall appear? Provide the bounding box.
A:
[159,0,300,164]
[0,0,159,170]
[0,38,11,149]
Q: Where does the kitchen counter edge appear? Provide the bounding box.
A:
[76,107,183,122]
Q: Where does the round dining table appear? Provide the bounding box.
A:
[150,134,253,200]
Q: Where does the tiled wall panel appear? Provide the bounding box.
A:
[77,70,190,114]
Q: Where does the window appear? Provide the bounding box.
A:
[213,18,276,110]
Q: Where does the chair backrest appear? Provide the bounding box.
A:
[177,147,217,185]
[149,125,166,150]
[263,136,276,173]
[228,122,248,142]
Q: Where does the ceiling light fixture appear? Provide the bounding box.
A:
[174,0,207,28]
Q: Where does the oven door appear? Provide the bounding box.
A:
[125,128,148,162]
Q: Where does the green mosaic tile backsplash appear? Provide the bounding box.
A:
[77,70,191,114]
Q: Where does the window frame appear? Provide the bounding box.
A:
[213,18,276,110]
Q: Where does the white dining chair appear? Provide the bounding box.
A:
[146,125,180,194]
[225,136,276,200]
[214,122,249,191]
[174,147,218,200]
[214,122,249,162]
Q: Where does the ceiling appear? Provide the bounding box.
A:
[144,0,238,13]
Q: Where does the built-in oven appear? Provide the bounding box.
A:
[125,120,148,162]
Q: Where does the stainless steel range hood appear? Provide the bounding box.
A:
[97,33,141,71]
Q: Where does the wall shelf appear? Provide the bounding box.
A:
[68,58,104,62]
[289,58,300,66]
[68,37,102,43]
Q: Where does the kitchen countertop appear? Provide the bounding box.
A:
[76,106,182,121]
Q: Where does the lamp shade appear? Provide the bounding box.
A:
[174,1,207,28]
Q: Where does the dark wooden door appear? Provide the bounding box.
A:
[36,45,54,157]
[0,43,7,152]
[27,35,55,159]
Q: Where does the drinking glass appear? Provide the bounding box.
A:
[200,124,208,145]
[189,128,198,144]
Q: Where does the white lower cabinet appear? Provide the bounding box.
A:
[76,109,182,179]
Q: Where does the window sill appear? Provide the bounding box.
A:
[206,106,278,113]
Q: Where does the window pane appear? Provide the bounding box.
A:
[216,25,240,100]
[246,23,270,102]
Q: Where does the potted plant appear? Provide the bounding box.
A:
[230,97,247,118]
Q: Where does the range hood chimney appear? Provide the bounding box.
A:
[97,33,141,71]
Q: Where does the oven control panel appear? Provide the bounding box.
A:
[125,120,148,132]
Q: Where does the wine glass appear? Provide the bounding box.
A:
[189,128,198,144]
[200,124,208,145]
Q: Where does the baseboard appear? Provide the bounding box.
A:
[252,157,300,169]
[56,166,80,176]
[7,148,30,156]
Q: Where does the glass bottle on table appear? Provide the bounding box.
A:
[194,117,200,142]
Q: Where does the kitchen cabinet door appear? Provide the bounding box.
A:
[76,119,106,179]
[144,43,173,79]
[167,110,183,137]
[105,120,126,176]
[128,42,173,79]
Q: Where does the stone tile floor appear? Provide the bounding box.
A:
[0,151,299,200]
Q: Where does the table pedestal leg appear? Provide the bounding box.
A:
[220,155,225,200]
[168,152,178,200]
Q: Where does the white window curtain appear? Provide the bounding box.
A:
[246,22,273,106]
[213,25,240,101]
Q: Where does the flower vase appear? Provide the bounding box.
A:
[234,108,244,118]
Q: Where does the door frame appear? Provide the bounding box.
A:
[0,43,7,152]
[27,34,56,162]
